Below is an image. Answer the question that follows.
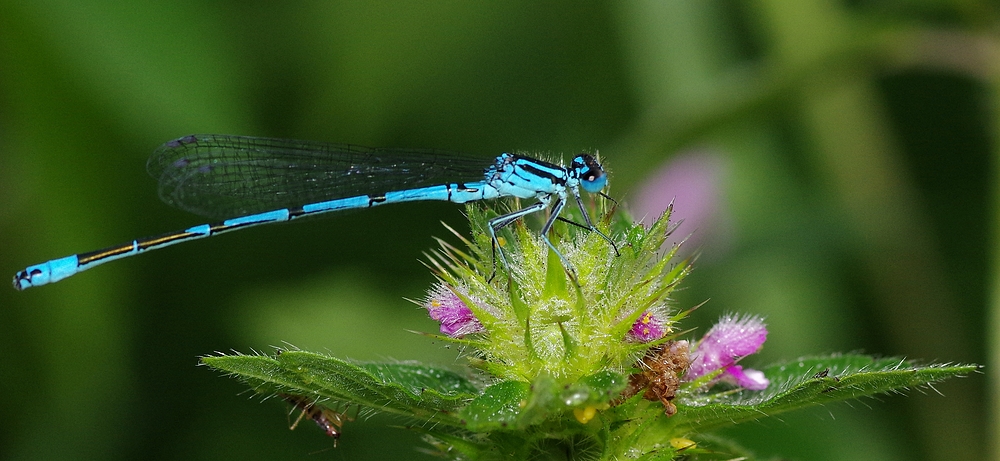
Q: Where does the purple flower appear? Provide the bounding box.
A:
[628,310,666,342]
[723,365,770,390]
[630,150,732,255]
[423,283,485,337]
[686,314,769,390]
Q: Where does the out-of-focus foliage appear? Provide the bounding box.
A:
[0,2,992,461]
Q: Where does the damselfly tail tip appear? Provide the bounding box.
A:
[12,270,31,291]
[12,256,79,291]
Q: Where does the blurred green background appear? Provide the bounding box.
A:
[0,1,993,460]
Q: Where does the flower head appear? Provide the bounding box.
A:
[423,203,691,382]
[686,314,769,390]
[423,283,485,337]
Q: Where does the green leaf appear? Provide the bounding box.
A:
[358,362,480,397]
[458,371,628,432]
[576,370,630,405]
[672,353,979,432]
[201,350,478,424]
[543,243,568,297]
[459,380,530,431]
[461,375,583,431]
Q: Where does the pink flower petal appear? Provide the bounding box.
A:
[723,365,770,391]
[686,314,768,389]
[423,283,484,337]
[628,310,667,342]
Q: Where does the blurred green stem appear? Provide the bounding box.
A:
[619,23,1000,187]
[755,2,981,460]
[616,1,991,459]
[989,47,1000,461]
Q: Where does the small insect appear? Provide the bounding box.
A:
[282,394,354,446]
[618,340,691,416]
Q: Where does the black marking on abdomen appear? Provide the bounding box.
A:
[457,182,479,192]
[77,246,133,266]
[77,229,202,266]
[369,195,387,206]
[144,228,213,247]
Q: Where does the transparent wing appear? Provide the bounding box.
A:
[147,134,493,219]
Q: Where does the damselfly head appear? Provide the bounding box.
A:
[573,154,607,194]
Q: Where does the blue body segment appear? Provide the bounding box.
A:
[13,134,614,290]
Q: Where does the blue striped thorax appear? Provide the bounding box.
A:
[486,153,573,200]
